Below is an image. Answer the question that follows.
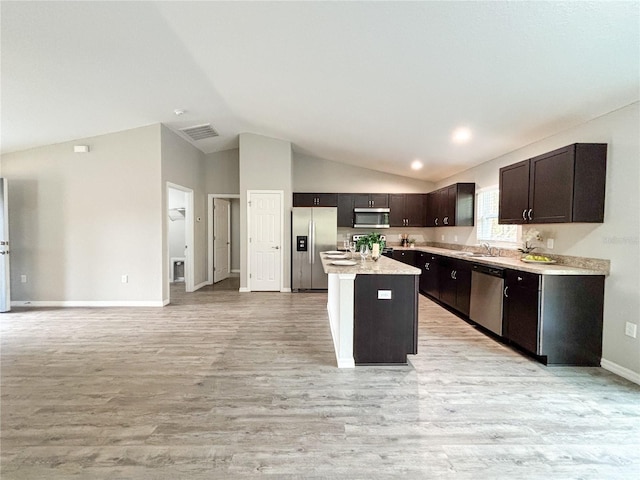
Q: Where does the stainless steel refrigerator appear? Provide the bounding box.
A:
[291,207,337,290]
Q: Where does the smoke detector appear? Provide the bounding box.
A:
[180,124,219,141]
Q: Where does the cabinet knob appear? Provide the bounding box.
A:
[522,209,527,221]
[517,276,523,281]
[504,286,509,297]
[435,218,438,226]
[527,209,533,221]
[425,262,430,270]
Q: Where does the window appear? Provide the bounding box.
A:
[476,187,518,243]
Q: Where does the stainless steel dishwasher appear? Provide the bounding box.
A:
[469,263,505,336]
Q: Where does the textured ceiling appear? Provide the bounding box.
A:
[2,1,638,181]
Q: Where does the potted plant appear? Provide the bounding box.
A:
[355,232,386,251]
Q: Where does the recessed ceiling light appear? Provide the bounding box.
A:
[452,127,472,143]
[411,160,423,170]
[174,109,186,116]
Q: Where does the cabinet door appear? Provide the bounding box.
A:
[438,258,457,308]
[529,146,574,223]
[440,186,455,226]
[422,254,440,298]
[370,194,389,208]
[405,194,427,226]
[499,160,530,224]
[389,194,406,227]
[293,193,316,207]
[337,194,353,227]
[392,250,417,266]
[454,260,471,316]
[504,271,540,354]
[315,193,338,207]
[426,191,440,227]
[353,194,370,208]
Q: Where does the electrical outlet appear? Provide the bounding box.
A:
[625,322,637,338]
[20,274,27,283]
[441,234,445,241]
[121,275,128,284]
[454,235,458,242]
[547,238,555,249]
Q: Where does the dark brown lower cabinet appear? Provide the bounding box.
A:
[503,269,605,366]
[438,257,471,316]
[353,274,418,364]
[392,250,417,266]
[421,253,440,299]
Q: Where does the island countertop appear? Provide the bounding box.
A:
[320,253,420,276]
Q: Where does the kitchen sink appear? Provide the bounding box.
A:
[457,252,493,258]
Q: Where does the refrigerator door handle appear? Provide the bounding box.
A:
[308,220,313,264]
[311,221,316,264]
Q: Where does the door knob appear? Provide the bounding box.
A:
[272,246,280,249]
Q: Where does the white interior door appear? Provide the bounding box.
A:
[0,178,10,312]
[249,192,282,291]
[213,198,230,283]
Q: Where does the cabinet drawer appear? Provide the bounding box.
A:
[506,269,539,290]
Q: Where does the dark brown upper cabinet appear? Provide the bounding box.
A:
[352,193,389,208]
[426,183,475,227]
[389,194,427,227]
[337,194,354,227]
[499,143,607,224]
[293,193,338,207]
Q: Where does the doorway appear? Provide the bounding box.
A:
[207,194,240,286]
[166,183,194,302]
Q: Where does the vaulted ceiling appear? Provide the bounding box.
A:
[2,1,638,181]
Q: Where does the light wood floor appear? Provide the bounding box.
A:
[1,283,639,479]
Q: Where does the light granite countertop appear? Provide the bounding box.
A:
[320,251,420,276]
[392,245,608,276]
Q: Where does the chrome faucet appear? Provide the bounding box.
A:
[480,242,500,257]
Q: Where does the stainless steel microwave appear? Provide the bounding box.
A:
[353,208,390,228]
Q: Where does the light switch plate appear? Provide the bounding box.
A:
[625,322,637,338]
[377,290,392,300]
[547,238,555,249]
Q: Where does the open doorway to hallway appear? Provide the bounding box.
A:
[208,194,240,288]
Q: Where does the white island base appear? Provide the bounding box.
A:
[327,272,357,368]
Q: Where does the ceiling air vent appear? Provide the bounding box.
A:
[180,124,219,141]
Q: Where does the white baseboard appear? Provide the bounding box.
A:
[11,300,165,308]
[238,287,250,293]
[163,298,170,306]
[601,358,640,385]
[280,288,292,293]
[193,281,208,291]
[231,269,240,275]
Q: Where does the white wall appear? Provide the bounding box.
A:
[434,103,640,376]
[239,133,292,291]
[1,125,164,305]
[205,149,240,194]
[160,126,208,299]
[294,152,435,193]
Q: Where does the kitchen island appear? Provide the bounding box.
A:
[321,253,421,368]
